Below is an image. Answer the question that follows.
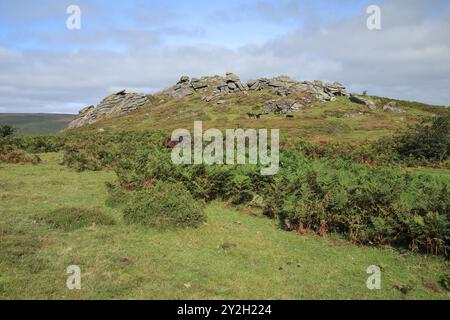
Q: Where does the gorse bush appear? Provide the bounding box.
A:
[2,135,65,153]
[0,134,65,164]
[0,125,16,138]
[123,181,207,229]
[0,149,41,165]
[41,207,116,231]
[20,136,65,153]
[394,115,450,163]
[63,146,103,171]
[0,140,41,165]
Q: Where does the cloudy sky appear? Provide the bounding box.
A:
[0,0,449,113]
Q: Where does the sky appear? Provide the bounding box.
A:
[0,0,449,113]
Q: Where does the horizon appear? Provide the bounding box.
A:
[1,0,450,113]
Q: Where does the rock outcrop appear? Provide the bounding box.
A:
[162,73,349,104]
[162,73,249,100]
[68,73,385,129]
[247,77,348,102]
[68,91,151,129]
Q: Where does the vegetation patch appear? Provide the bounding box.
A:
[0,148,41,165]
[123,181,206,229]
[41,207,116,231]
[264,159,450,256]
[393,115,449,163]
[105,182,132,208]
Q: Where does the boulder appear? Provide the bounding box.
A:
[247,79,258,87]
[383,101,404,113]
[262,99,304,114]
[227,82,237,90]
[179,76,190,83]
[191,80,208,90]
[349,94,376,110]
[225,72,240,83]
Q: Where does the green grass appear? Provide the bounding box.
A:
[0,154,448,299]
[0,114,75,135]
[40,207,116,231]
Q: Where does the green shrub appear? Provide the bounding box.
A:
[0,125,16,138]
[263,159,450,255]
[123,182,206,229]
[21,136,65,153]
[394,115,450,163]
[42,207,115,231]
[227,174,254,204]
[62,147,102,171]
[439,274,450,291]
[0,144,41,164]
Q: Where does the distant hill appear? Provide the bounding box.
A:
[0,113,76,135]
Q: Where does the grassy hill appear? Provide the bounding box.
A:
[72,90,449,144]
[0,113,75,135]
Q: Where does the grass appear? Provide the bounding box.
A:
[0,153,448,299]
[40,207,116,231]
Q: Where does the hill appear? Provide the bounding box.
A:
[0,113,75,135]
[67,73,449,143]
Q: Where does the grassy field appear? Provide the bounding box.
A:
[0,114,75,135]
[0,153,448,299]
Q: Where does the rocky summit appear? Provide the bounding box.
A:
[162,73,349,103]
[67,73,386,128]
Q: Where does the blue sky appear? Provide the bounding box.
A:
[0,0,449,113]
[0,0,377,50]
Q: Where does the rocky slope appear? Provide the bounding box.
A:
[68,91,151,129]
[68,73,401,129]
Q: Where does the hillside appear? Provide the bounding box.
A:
[67,74,449,143]
[0,113,75,135]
